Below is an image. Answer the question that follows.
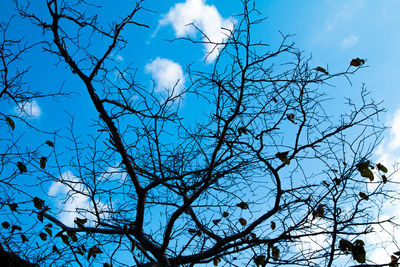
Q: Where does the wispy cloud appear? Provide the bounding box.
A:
[115,54,123,62]
[159,0,234,63]
[341,35,359,49]
[325,1,364,32]
[145,57,185,98]
[368,108,400,263]
[368,218,400,264]
[375,109,400,167]
[97,165,127,183]
[14,100,41,118]
[48,171,107,226]
[326,8,353,32]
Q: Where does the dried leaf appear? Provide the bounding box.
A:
[352,239,366,263]
[21,234,29,243]
[239,218,247,226]
[11,225,22,233]
[271,221,276,230]
[313,205,324,218]
[382,175,388,184]
[222,211,229,218]
[316,66,329,75]
[377,163,388,173]
[359,192,369,201]
[254,255,266,266]
[39,232,47,241]
[74,217,87,227]
[40,157,47,169]
[188,228,197,234]
[272,246,280,261]
[339,239,353,254]
[238,126,248,135]
[350,58,365,67]
[213,257,221,266]
[45,140,54,147]
[213,219,221,225]
[9,203,18,212]
[87,246,102,261]
[1,221,10,229]
[236,201,249,210]
[52,245,58,253]
[17,162,27,173]
[333,178,341,185]
[356,161,374,181]
[6,117,15,130]
[276,151,290,165]
[45,223,53,228]
[286,113,296,124]
[33,197,45,210]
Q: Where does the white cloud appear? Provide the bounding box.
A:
[325,1,364,32]
[115,54,123,62]
[376,109,400,168]
[48,171,105,226]
[14,100,41,118]
[159,0,234,62]
[367,219,400,264]
[97,165,127,182]
[110,53,124,62]
[341,35,358,49]
[145,57,185,98]
[113,70,128,81]
[128,95,138,104]
[294,218,331,256]
[367,108,400,263]
[386,112,400,153]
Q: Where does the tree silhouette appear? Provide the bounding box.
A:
[0,0,396,266]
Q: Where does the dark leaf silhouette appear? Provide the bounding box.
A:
[33,197,45,210]
[45,140,54,147]
[350,58,365,67]
[1,221,10,229]
[356,161,374,181]
[236,202,249,209]
[316,66,329,75]
[6,117,15,130]
[17,162,27,173]
[276,151,290,165]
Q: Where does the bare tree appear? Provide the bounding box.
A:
[0,0,396,266]
[0,12,73,266]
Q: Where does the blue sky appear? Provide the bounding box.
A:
[3,0,400,125]
[2,0,400,265]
